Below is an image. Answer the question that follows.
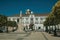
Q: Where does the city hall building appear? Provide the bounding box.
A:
[7,9,48,31]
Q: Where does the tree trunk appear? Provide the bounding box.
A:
[49,26,51,34]
[57,25,59,30]
[52,26,53,32]
[45,26,48,32]
[54,25,57,36]
[6,26,8,33]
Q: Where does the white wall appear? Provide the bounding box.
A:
[7,15,47,31]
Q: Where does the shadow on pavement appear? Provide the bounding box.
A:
[16,38,24,40]
[24,32,31,37]
[7,32,28,34]
[41,32,48,40]
[16,32,31,40]
[51,35,60,37]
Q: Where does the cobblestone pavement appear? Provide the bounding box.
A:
[0,32,60,40]
[23,32,45,40]
[0,32,29,40]
[42,32,60,40]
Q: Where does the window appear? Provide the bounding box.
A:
[13,18,15,21]
[26,18,28,20]
[31,18,33,20]
[35,18,38,20]
[40,18,43,20]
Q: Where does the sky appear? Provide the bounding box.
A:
[0,0,57,16]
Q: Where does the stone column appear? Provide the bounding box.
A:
[16,11,24,32]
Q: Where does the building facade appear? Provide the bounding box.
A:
[7,9,48,31]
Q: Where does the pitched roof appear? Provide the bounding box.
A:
[34,13,49,16]
[9,13,49,17]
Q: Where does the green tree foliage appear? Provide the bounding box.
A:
[7,21,18,27]
[6,21,18,32]
[0,15,7,27]
[44,0,60,29]
[44,0,60,35]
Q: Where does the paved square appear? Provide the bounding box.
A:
[0,32,60,40]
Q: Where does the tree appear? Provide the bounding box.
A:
[50,0,60,36]
[0,15,7,26]
[44,19,49,32]
[44,11,59,34]
[6,21,18,32]
[44,14,54,33]
[44,0,60,36]
[0,14,7,33]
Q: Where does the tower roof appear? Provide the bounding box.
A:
[26,9,31,12]
[26,9,31,15]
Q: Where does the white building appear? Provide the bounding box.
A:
[7,9,48,31]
